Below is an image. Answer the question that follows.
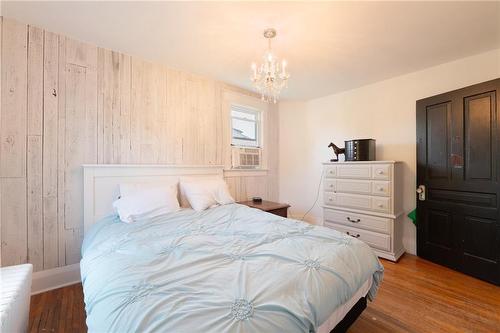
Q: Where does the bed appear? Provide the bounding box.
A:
[81,165,384,333]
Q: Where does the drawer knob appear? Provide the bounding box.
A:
[329,184,333,188]
[378,187,384,191]
[377,170,384,175]
[346,231,360,238]
[377,203,384,208]
[346,217,361,223]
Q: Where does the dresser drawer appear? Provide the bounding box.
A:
[324,192,337,206]
[324,179,373,195]
[336,193,372,210]
[336,179,372,195]
[337,164,371,179]
[372,164,391,180]
[324,180,336,192]
[324,192,392,214]
[371,196,391,213]
[325,222,391,251]
[324,179,391,197]
[323,208,391,234]
[371,181,391,196]
[324,166,337,178]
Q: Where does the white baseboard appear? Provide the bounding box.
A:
[31,263,81,295]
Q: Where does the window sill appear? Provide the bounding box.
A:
[223,169,269,177]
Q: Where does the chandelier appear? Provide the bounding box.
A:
[250,28,290,103]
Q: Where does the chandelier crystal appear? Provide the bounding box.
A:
[250,28,290,103]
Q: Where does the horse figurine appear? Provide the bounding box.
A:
[328,142,345,162]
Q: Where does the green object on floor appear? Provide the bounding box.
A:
[408,209,417,226]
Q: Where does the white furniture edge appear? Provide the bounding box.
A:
[322,161,405,262]
[83,164,224,234]
[31,263,81,295]
[0,264,33,332]
[373,245,406,262]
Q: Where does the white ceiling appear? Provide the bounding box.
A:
[3,1,500,100]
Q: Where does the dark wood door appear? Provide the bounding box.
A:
[416,78,500,285]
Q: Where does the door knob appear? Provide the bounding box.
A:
[416,185,426,201]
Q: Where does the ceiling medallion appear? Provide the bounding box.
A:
[250,28,290,103]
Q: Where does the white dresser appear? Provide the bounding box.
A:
[322,161,405,261]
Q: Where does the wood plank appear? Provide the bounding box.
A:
[266,103,280,201]
[27,135,43,271]
[99,49,120,164]
[119,53,132,164]
[154,63,168,163]
[60,38,97,264]
[43,31,59,269]
[214,83,223,165]
[64,228,83,265]
[27,25,44,272]
[166,68,185,164]
[62,64,87,230]
[57,36,67,266]
[83,43,98,166]
[0,18,28,177]
[129,57,143,163]
[221,90,233,170]
[185,76,200,164]
[96,48,105,164]
[141,61,157,163]
[28,25,44,136]
[1,178,27,265]
[0,16,3,267]
[111,52,122,163]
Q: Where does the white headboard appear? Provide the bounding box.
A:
[83,164,224,234]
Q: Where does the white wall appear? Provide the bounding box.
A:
[279,48,500,254]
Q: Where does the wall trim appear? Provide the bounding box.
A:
[223,169,268,177]
[31,263,81,295]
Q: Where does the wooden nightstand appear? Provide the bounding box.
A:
[238,200,290,218]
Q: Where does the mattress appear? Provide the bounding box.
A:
[81,203,384,332]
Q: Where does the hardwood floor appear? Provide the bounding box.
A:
[29,254,500,333]
[29,283,86,333]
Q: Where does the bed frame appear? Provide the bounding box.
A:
[331,297,367,333]
[82,164,368,331]
[82,164,224,234]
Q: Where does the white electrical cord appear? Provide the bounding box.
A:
[301,168,325,221]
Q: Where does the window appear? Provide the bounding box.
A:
[231,104,261,147]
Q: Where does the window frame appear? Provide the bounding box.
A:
[230,104,262,148]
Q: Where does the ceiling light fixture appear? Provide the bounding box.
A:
[250,28,290,103]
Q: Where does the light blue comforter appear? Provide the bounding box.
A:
[81,204,383,333]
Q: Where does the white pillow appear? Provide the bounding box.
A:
[112,187,180,223]
[180,178,235,211]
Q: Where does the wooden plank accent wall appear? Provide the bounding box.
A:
[0,18,279,271]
